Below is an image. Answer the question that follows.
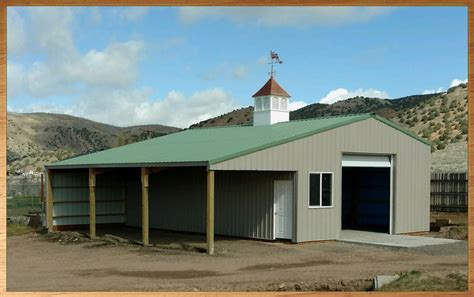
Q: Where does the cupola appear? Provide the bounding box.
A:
[252,76,291,126]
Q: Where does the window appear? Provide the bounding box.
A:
[272,97,280,110]
[280,98,288,111]
[309,172,333,208]
[255,98,263,111]
[263,97,270,110]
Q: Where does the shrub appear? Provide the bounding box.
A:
[437,143,446,149]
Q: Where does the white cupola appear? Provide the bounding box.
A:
[252,76,291,126]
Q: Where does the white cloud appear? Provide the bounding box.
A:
[319,88,389,104]
[29,7,76,57]
[179,7,393,27]
[7,8,27,55]
[7,63,25,98]
[13,88,238,128]
[9,40,144,97]
[118,7,150,22]
[201,63,250,81]
[422,87,444,95]
[232,65,248,79]
[289,100,308,111]
[421,78,467,95]
[9,7,224,129]
[450,78,467,88]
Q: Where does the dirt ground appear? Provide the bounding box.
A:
[7,227,467,292]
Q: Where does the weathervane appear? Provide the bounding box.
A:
[269,50,283,77]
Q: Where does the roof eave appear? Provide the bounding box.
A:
[45,161,209,170]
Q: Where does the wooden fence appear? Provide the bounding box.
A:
[430,173,467,212]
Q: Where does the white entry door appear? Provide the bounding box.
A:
[274,180,293,240]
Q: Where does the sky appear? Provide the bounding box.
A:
[7,6,468,128]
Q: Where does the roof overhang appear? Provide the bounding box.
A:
[45,161,209,170]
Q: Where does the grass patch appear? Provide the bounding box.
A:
[380,270,467,291]
[7,223,36,237]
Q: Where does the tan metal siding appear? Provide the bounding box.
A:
[211,118,430,242]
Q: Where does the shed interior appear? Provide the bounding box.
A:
[341,167,391,233]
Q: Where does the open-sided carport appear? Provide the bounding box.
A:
[341,155,393,234]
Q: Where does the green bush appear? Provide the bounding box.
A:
[437,143,446,149]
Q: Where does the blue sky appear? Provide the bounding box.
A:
[7,6,468,128]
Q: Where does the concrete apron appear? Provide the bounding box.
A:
[338,230,459,248]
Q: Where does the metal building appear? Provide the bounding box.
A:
[45,77,431,254]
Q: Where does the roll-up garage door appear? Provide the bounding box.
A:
[342,155,391,168]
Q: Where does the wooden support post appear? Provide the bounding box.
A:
[141,168,150,246]
[207,170,215,255]
[89,168,96,238]
[46,170,54,232]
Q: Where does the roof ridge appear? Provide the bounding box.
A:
[184,123,252,131]
[285,112,372,123]
[187,113,372,131]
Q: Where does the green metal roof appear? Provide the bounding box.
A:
[47,114,430,169]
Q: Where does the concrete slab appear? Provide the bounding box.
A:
[339,230,459,248]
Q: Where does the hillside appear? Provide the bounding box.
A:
[389,84,468,151]
[190,107,254,129]
[7,112,180,174]
[290,94,435,120]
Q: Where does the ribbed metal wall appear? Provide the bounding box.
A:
[211,118,431,242]
[215,171,293,239]
[52,171,125,226]
[125,168,293,240]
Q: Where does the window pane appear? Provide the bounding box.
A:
[272,97,279,109]
[263,97,270,110]
[322,173,332,206]
[309,174,320,206]
[255,98,262,111]
[280,98,288,110]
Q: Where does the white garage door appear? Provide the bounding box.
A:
[342,155,391,168]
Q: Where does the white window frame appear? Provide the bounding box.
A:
[271,96,280,110]
[308,171,334,209]
[280,97,288,111]
[255,97,262,111]
[263,96,270,110]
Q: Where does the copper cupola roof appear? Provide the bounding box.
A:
[252,76,291,98]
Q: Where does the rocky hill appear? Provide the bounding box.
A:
[190,107,254,129]
[7,112,180,174]
[389,84,468,151]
